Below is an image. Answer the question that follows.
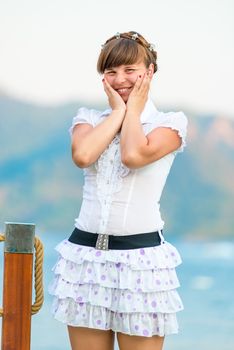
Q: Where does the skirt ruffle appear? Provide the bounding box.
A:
[49,239,183,337]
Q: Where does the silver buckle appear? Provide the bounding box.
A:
[95,234,109,250]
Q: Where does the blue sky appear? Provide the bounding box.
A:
[0,0,233,116]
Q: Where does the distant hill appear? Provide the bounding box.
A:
[0,93,234,240]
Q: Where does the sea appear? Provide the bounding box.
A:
[0,232,234,350]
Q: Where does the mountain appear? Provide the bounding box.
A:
[0,93,234,240]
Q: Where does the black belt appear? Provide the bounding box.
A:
[68,227,164,250]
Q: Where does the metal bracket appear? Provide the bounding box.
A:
[4,222,35,253]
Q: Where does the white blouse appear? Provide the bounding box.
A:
[70,99,188,236]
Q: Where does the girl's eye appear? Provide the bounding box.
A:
[126,69,134,73]
[106,71,115,76]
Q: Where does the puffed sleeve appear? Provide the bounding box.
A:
[69,107,94,135]
[159,111,188,154]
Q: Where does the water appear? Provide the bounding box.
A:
[1,232,234,350]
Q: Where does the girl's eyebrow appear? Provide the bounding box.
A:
[105,68,116,72]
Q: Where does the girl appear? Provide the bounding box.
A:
[50,31,188,350]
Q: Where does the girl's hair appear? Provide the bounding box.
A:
[97,31,158,74]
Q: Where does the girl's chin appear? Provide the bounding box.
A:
[118,93,129,103]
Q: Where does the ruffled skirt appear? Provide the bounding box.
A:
[49,239,183,337]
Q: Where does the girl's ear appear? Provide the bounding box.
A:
[148,63,154,79]
[148,63,154,78]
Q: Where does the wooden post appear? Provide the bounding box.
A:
[1,222,35,350]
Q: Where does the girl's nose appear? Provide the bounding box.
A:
[114,73,126,85]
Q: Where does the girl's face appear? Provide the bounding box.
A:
[104,61,154,102]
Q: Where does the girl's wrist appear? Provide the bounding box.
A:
[111,109,126,117]
[125,107,141,118]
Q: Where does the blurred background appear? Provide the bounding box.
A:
[0,0,234,349]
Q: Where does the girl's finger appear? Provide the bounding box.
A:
[103,78,117,95]
[138,73,151,93]
[132,74,144,92]
[102,78,114,96]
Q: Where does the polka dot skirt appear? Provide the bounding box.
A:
[49,239,183,337]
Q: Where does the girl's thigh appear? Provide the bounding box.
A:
[67,326,115,350]
[117,332,165,350]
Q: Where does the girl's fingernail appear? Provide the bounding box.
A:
[139,75,142,78]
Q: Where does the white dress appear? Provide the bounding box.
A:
[49,98,188,337]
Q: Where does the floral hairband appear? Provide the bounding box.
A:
[102,32,156,52]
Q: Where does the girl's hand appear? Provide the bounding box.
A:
[102,78,126,112]
[126,73,151,115]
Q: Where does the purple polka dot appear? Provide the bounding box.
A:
[87,268,92,273]
[95,250,102,256]
[137,278,141,284]
[82,313,86,317]
[120,267,124,272]
[144,299,148,304]
[151,300,157,308]
[152,313,157,319]
[171,252,175,256]
[101,275,106,281]
[115,262,121,268]
[77,296,83,302]
[105,297,108,301]
[88,279,94,283]
[156,279,161,285]
[147,260,151,265]
[97,319,101,325]
[64,241,68,245]
[157,326,160,332]
[143,329,149,336]
[170,279,174,284]
[135,325,139,331]
[127,294,131,300]
[94,291,98,295]
[79,302,84,307]
[140,248,145,255]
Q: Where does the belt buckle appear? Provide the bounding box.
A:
[95,233,109,250]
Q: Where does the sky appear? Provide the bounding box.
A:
[0,0,234,116]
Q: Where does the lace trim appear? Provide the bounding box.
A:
[95,134,130,233]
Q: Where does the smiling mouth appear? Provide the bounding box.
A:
[115,87,132,94]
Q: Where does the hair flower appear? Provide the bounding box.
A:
[149,43,156,52]
[131,33,139,40]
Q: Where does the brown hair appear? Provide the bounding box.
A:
[97,31,158,74]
